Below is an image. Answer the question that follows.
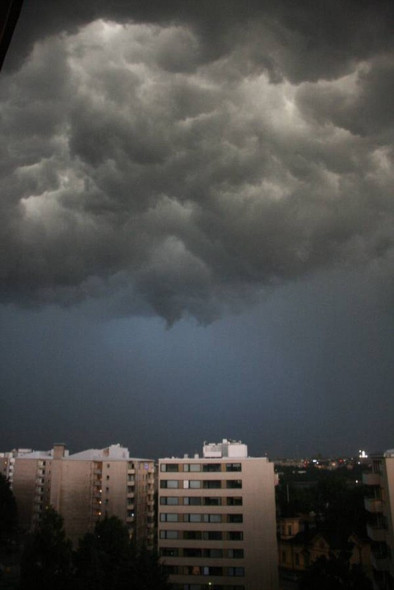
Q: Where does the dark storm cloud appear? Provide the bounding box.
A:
[1,2,394,322]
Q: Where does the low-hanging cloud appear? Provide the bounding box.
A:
[1,12,394,323]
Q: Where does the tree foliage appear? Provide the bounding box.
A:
[0,473,18,547]
[19,506,73,590]
[298,555,372,590]
[74,515,171,590]
[276,467,367,536]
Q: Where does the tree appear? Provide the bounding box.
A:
[0,473,17,548]
[298,555,372,590]
[75,516,171,590]
[20,506,72,590]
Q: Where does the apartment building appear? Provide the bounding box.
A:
[158,439,279,590]
[3,443,155,547]
[364,450,394,590]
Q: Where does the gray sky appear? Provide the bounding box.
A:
[1,0,394,458]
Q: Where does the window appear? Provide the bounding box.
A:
[203,496,221,505]
[228,567,245,577]
[184,548,202,558]
[226,480,242,489]
[202,463,221,472]
[190,464,201,472]
[203,567,223,576]
[160,513,179,522]
[226,463,242,472]
[161,464,179,472]
[184,463,201,472]
[159,530,179,539]
[184,497,201,505]
[160,496,179,505]
[189,480,202,489]
[202,531,223,540]
[203,548,223,558]
[186,514,202,522]
[203,480,221,489]
[228,549,244,558]
[160,480,178,489]
[203,513,222,523]
[228,531,243,541]
[227,497,242,506]
[228,514,243,523]
[160,548,179,557]
[183,531,202,540]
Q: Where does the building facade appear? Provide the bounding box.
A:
[158,439,279,590]
[364,450,394,590]
[2,443,155,547]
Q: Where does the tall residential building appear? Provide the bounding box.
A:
[1,447,56,529]
[364,450,394,590]
[158,439,279,590]
[3,443,155,547]
[363,449,394,590]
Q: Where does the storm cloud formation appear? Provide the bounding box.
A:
[2,1,394,323]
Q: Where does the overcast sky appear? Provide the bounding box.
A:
[1,0,394,459]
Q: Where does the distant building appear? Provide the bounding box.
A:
[2,443,155,547]
[278,516,371,578]
[363,450,394,590]
[158,439,279,590]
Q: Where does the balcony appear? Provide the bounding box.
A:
[363,472,382,486]
[126,516,135,523]
[367,523,387,542]
[127,469,135,475]
[364,498,383,513]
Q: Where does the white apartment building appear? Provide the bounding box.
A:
[364,450,394,590]
[158,439,279,590]
[2,443,155,547]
